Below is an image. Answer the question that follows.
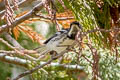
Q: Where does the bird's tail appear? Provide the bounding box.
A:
[34,45,49,55]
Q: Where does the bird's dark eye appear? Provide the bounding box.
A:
[68,33,76,40]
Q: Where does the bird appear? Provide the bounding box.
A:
[35,21,83,57]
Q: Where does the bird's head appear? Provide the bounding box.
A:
[70,21,82,30]
[68,21,82,39]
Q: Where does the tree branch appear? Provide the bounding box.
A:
[0,52,84,70]
[0,0,36,18]
[84,28,120,36]
[3,32,24,49]
[40,62,84,70]
[3,32,37,60]
[0,37,17,49]
[13,58,53,80]
[0,53,28,67]
[35,15,74,21]
[0,50,17,54]
[13,42,77,80]
[0,37,24,54]
[0,1,44,33]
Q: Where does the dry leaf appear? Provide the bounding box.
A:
[15,10,29,18]
[0,0,3,2]
[13,26,20,40]
[13,11,44,44]
[56,10,75,28]
[18,25,44,45]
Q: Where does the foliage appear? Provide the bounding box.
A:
[79,46,120,80]
[0,62,12,80]
[0,0,120,80]
[64,0,120,48]
[26,45,120,80]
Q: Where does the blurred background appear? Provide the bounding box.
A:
[0,0,120,80]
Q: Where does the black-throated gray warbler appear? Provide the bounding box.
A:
[36,21,82,56]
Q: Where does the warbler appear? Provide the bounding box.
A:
[36,21,82,56]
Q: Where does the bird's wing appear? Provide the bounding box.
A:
[33,45,48,54]
[34,30,68,54]
[44,30,68,44]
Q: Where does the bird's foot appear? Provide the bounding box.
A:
[50,50,58,60]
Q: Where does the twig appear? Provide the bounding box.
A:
[0,0,35,17]
[85,43,99,80]
[3,32,23,49]
[13,42,77,80]
[0,52,84,70]
[81,55,93,65]
[0,49,37,55]
[40,61,84,70]
[3,32,37,61]
[0,50,16,54]
[4,0,14,26]
[0,38,23,54]
[12,0,19,10]
[83,28,120,36]
[0,2,44,33]
[0,53,28,67]
[13,50,67,80]
[0,38,16,49]
[58,0,66,9]
[4,32,37,54]
[13,58,53,80]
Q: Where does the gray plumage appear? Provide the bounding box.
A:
[36,21,82,54]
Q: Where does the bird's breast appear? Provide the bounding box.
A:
[46,37,74,53]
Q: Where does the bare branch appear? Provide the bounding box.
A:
[0,53,28,67]
[0,2,44,33]
[0,37,16,49]
[13,42,77,80]
[12,0,19,10]
[0,41,83,79]
[81,55,93,65]
[4,0,14,26]
[83,28,120,36]
[0,0,36,17]
[84,43,100,79]
[0,37,24,54]
[13,58,53,80]
[58,0,66,9]
[0,52,84,70]
[40,62,84,70]
[3,32,24,49]
[0,50,16,54]
[3,32,37,61]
